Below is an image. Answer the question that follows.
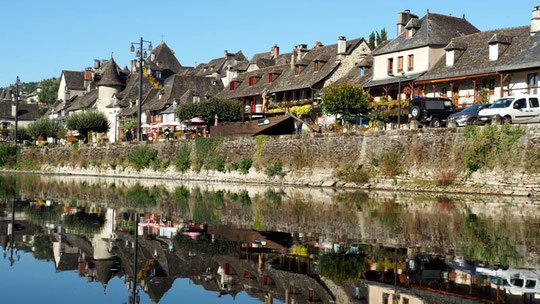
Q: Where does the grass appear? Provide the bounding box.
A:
[175,144,191,172]
[377,148,403,177]
[265,162,285,178]
[127,145,158,171]
[335,163,370,184]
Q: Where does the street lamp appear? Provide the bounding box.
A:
[130,38,152,141]
[13,76,21,145]
[388,72,408,128]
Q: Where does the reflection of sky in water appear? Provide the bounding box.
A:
[0,250,274,304]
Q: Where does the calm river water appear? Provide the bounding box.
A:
[0,174,538,304]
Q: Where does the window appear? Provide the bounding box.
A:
[442,87,448,97]
[229,82,235,90]
[295,65,300,75]
[446,50,454,67]
[408,55,414,71]
[248,76,255,86]
[314,61,320,72]
[382,293,390,304]
[489,43,499,61]
[406,29,412,38]
[488,79,496,95]
[268,73,273,83]
[387,58,394,75]
[403,298,409,304]
[397,56,404,73]
[359,67,365,76]
[514,98,526,109]
[529,97,539,108]
[528,73,538,94]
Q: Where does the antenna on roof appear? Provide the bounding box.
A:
[111,51,114,58]
[463,14,466,19]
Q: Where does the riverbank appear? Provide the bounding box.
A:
[2,124,539,197]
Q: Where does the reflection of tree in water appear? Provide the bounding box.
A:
[62,211,105,236]
[174,234,239,256]
[370,199,403,231]
[23,204,62,225]
[32,227,54,262]
[319,251,367,282]
[190,188,222,225]
[174,186,190,215]
[127,184,159,208]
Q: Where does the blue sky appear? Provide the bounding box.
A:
[0,0,537,87]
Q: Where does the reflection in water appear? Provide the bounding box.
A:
[0,174,538,304]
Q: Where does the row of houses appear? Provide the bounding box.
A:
[3,6,540,142]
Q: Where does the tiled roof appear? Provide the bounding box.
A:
[66,89,98,112]
[499,30,540,72]
[193,51,247,76]
[216,64,287,99]
[0,101,40,121]
[372,13,479,56]
[143,75,224,112]
[269,38,365,93]
[418,26,530,81]
[115,73,154,108]
[62,70,85,90]
[97,58,124,87]
[146,41,182,73]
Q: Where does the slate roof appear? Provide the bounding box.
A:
[269,38,365,93]
[499,30,540,72]
[216,64,287,99]
[115,73,154,108]
[143,75,223,112]
[66,89,98,112]
[418,26,530,81]
[97,58,124,87]
[193,51,247,76]
[372,13,479,56]
[146,41,182,73]
[0,101,40,121]
[335,43,390,86]
[62,71,85,90]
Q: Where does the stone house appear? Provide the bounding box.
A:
[0,101,40,131]
[192,50,248,87]
[364,11,479,100]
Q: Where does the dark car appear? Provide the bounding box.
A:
[448,104,489,127]
[408,97,456,127]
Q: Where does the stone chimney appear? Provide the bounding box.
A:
[337,36,347,55]
[532,6,540,35]
[397,10,415,36]
[93,59,101,70]
[296,44,309,60]
[314,41,324,48]
[271,44,280,59]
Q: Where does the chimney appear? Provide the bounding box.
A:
[84,68,93,91]
[337,36,347,55]
[296,44,308,60]
[532,6,540,35]
[397,10,414,36]
[314,41,324,48]
[271,44,280,58]
[93,59,101,70]
[224,50,229,58]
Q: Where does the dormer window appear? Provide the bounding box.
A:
[248,76,255,86]
[359,67,365,76]
[295,65,300,75]
[489,43,499,61]
[268,73,273,83]
[446,50,454,67]
[314,61,320,72]
[229,82,235,91]
[406,29,412,38]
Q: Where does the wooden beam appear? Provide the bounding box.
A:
[414,72,498,85]
[472,79,477,104]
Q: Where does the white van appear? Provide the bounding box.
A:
[477,94,540,124]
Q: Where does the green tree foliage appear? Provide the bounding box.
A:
[66,111,110,141]
[27,117,65,139]
[368,28,387,49]
[176,98,242,124]
[9,126,31,141]
[319,252,367,282]
[323,82,371,120]
[37,78,60,105]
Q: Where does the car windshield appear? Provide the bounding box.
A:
[490,98,514,108]
[460,105,482,113]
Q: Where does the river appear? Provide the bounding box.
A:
[0,174,538,304]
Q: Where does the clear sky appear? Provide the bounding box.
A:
[0,0,537,87]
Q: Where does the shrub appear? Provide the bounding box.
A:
[253,135,268,170]
[66,111,110,142]
[128,145,158,171]
[176,98,243,125]
[27,117,65,139]
[193,137,223,172]
[0,144,19,167]
[436,170,455,186]
[265,162,285,178]
[175,145,191,172]
[378,148,403,177]
[335,163,370,183]
[323,82,371,122]
[211,154,227,172]
[10,127,31,141]
[239,158,252,175]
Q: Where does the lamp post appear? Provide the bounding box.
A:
[130,38,152,142]
[388,72,408,128]
[13,76,21,145]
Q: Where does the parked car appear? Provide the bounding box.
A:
[477,94,540,124]
[408,97,456,127]
[476,266,540,297]
[448,104,490,126]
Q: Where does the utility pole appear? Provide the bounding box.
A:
[14,76,21,145]
[130,38,152,141]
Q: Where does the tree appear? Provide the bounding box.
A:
[37,78,60,105]
[176,98,242,125]
[322,82,371,122]
[369,32,376,49]
[368,28,388,49]
[380,28,388,42]
[66,111,110,142]
[27,117,65,139]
